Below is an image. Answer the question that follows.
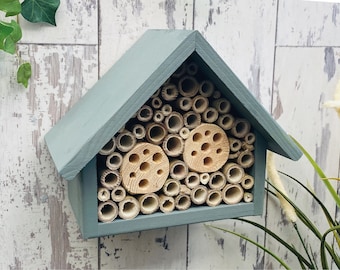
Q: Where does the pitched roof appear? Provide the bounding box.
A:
[45,29,301,180]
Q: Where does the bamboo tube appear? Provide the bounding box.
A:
[100,169,121,190]
[151,88,161,98]
[209,171,227,190]
[161,84,178,101]
[222,162,245,184]
[161,104,172,116]
[179,127,190,139]
[121,143,169,194]
[217,114,234,130]
[99,137,116,155]
[243,192,254,203]
[164,112,184,133]
[177,96,192,111]
[200,173,210,185]
[146,123,167,145]
[180,184,191,195]
[242,142,255,151]
[178,76,199,97]
[202,107,219,123]
[184,172,200,189]
[98,200,119,223]
[229,137,242,152]
[186,62,198,75]
[237,150,255,168]
[151,96,162,109]
[212,98,231,114]
[183,111,201,130]
[199,80,214,97]
[97,187,111,202]
[106,152,123,170]
[228,151,240,160]
[244,132,256,145]
[162,178,181,196]
[111,186,126,202]
[132,124,146,140]
[206,189,223,207]
[162,134,184,157]
[118,196,140,220]
[153,110,165,123]
[212,90,221,99]
[241,174,255,190]
[190,185,208,205]
[172,62,186,78]
[137,105,153,122]
[222,184,244,205]
[231,118,251,138]
[116,131,137,152]
[175,194,191,210]
[192,95,209,113]
[159,195,175,213]
[169,159,189,180]
[138,193,160,215]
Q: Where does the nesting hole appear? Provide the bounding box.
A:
[129,172,136,178]
[105,172,118,185]
[157,169,163,175]
[203,157,213,166]
[102,140,114,151]
[149,125,166,141]
[122,202,136,213]
[139,179,149,188]
[167,137,182,152]
[140,162,150,172]
[143,149,150,155]
[205,130,211,136]
[101,204,114,215]
[213,133,222,142]
[181,78,196,93]
[216,148,222,154]
[129,153,139,163]
[191,151,197,156]
[201,143,210,151]
[208,192,220,203]
[192,132,202,142]
[152,152,162,162]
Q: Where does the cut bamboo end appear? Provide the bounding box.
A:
[179,127,190,139]
[183,111,201,130]
[121,143,169,194]
[111,186,126,202]
[180,184,191,195]
[217,114,234,130]
[161,104,172,116]
[243,192,254,203]
[228,151,240,160]
[222,162,245,184]
[175,194,191,210]
[183,124,230,173]
[202,107,219,123]
[169,159,189,180]
[106,152,123,170]
[178,76,199,97]
[164,112,184,133]
[97,187,111,202]
[162,134,184,157]
[98,200,118,223]
[237,150,255,168]
[153,110,165,123]
[159,195,175,213]
[146,123,168,145]
[151,97,163,109]
[184,172,200,189]
[99,137,116,155]
[190,185,208,205]
[177,97,192,111]
[199,173,210,185]
[222,184,244,205]
[137,105,153,122]
[206,189,222,207]
[132,124,146,140]
[229,138,242,152]
[231,118,251,138]
[242,142,255,151]
[213,98,231,114]
[162,178,181,196]
[186,62,199,75]
[199,80,214,97]
[100,169,121,190]
[138,193,160,215]
[161,84,179,101]
[244,132,256,145]
[241,174,255,190]
[118,196,140,220]
[116,131,137,152]
[209,171,227,190]
[192,95,209,113]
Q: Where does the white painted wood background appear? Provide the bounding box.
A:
[1,0,340,269]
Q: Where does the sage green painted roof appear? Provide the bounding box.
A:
[45,29,301,180]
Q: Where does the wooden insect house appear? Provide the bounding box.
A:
[45,30,301,238]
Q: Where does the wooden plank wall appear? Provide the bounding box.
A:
[1,0,339,269]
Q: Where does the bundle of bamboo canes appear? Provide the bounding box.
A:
[96,60,256,223]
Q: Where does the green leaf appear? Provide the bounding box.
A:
[0,0,21,16]
[17,63,31,88]
[21,0,60,26]
[0,20,22,54]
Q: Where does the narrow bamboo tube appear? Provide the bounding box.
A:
[184,172,200,189]
[118,196,140,220]
[151,88,161,98]
[132,124,146,140]
[231,118,251,138]
[237,150,255,168]
[179,127,190,139]
[175,194,191,210]
[98,200,118,222]
[192,95,209,113]
[106,152,123,170]
[100,169,121,190]
[159,195,175,213]
[161,104,172,116]
[206,189,222,207]
[180,184,191,195]
[213,98,231,114]
[244,132,256,145]
[241,174,255,190]
[217,114,234,130]
[177,97,192,111]
[178,76,199,97]
[161,84,178,101]
[243,192,254,203]
[229,137,242,152]
[99,137,116,155]
[162,134,184,157]
[153,110,165,123]
[97,187,111,202]
[202,107,219,123]
[162,178,181,196]
[146,123,168,145]
[111,186,126,202]
[186,62,198,75]
[222,162,245,184]
[222,184,244,205]
[209,171,227,190]
[172,62,186,78]
[190,185,208,205]
[199,80,214,97]
[200,173,210,185]
[183,111,201,129]
[228,151,240,160]
[137,105,153,122]
[169,159,189,180]
[242,142,255,151]
[151,96,162,109]
[164,112,184,134]
[116,131,137,152]
[138,193,159,215]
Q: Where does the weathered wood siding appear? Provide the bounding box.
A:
[0,0,339,269]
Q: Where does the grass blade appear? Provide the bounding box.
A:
[320,225,340,269]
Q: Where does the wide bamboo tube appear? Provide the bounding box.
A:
[222,184,244,205]
[202,107,219,123]
[222,162,245,184]
[199,80,214,97]
[153,110,165,123]
[241,174,255,190]
[169,159,188,181]
[164,112,184,133]
[177,97,192,111]
[184,172,200,189]
[132,124,146,140]
[237,150,255,169]
[190,185,208,205]
[179,127,190,139]
[116,131,137,152]
[175,194,191,210]
[137,105,153,122]
[162,178,181,196]
[231,118,251,138]
[192,95,209,113]
[138,193,160,215]
[161,104,172,116]
[118,196,140,220]
[97,187,111,202]
[178,76,199,97]
[161,84,178,101]
[199,173,210,185]
[162,134,184,157]
[111,186,126,202]
[100,169,121,190]
[186,62,199,75]
[229,138,242,152]
[98,200,118,222]
[243,192,254,203]
[146,123,167,145]
[217,114,234,130]
[183,111,201,130]
[99,137,116,155]
[106,152,123,170]
[206,189,222,207]
[159,195,175,213]
[209,171,227,190]
[213,98,231,114]
[151,96,162,109]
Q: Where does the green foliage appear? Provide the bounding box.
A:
[17,63,32,88]
[0,0,21,16]
[0,20,22,54]
[21,0,60,26]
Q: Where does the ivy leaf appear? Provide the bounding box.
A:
[17,63,32,88]
[0,0,21,16]
[0,20,22,54]
[21,0,60,26]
